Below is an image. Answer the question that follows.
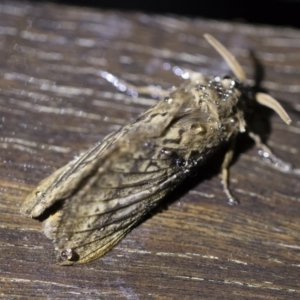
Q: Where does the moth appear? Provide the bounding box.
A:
[21,34,292,265]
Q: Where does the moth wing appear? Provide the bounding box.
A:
[50,135,184,265]
[22,83,203,264]
[21,163,71,217]
[20,135,118,218]
[21,92,185,218]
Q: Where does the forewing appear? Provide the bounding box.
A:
[50,139,185,265]
[21,83,197,218]
[21,86,192,218]
[21,130,122,218]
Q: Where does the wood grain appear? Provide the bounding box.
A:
[0,1,300,299]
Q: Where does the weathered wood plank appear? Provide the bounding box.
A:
[0,1,299,299]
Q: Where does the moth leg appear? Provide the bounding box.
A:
[221,138,239,205]
[248,131,294,173]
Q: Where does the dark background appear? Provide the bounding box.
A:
[30,0,300,28]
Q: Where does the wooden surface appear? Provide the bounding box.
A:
[1,1,300,299]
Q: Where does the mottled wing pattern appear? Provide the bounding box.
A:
[22,78,222,265]
[52,139,186,264]
[51,86,208,264]
[21,128,126,218]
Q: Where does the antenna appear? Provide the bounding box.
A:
[204,33,291,125]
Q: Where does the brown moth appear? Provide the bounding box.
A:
[21,34,292,265]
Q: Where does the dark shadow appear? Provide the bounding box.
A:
[27,0,300,28]
[250,50,264,92]
[35,199,64,222]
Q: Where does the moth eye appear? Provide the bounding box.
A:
[190,123,207,134]
[164,97,173,104]
[60,248,75,261]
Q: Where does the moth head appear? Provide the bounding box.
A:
[204,34,291,126]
